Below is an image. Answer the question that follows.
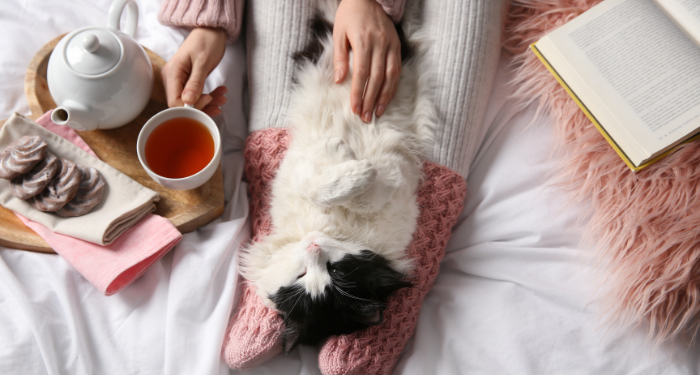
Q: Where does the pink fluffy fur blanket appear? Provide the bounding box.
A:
[504,0,700,343]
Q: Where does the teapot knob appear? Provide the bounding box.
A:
[82,34,100,53]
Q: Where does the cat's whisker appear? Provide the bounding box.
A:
[276,285,305,307]
[284,292,304,307]
[288,289,306,314]
[333,278,357,289]
[343,266,363,278]
[333,284,372,302]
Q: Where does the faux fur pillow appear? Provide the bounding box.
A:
[221,128,467,374]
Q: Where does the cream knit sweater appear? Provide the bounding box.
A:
[159,0,505,178]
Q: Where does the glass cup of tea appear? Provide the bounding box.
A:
[136,104,222,190]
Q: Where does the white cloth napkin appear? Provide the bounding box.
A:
[0,113,160,245]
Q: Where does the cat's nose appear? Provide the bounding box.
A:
[306,242,321,256]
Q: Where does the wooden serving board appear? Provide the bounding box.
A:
[0,35,224,254]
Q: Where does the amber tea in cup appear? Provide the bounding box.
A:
[144,117,215,179]
[137,104,221,190]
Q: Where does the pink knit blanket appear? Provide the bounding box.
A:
[505,0,700,343]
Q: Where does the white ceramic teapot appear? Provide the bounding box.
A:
[47,0,153,131]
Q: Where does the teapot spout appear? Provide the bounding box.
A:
[51,102,99,131]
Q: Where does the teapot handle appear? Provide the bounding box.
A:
[107,0,138,37]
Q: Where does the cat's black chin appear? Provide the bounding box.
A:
[270,250,412,354]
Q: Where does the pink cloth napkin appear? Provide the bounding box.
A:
[15,111,182,295]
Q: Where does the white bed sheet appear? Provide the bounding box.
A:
[1,1,700,375]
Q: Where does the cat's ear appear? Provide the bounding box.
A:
[282,318,303,354]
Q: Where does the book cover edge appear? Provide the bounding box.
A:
[529,42,644,172]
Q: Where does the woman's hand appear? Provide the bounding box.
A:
[334,0,401,122]
[161,27,228,117]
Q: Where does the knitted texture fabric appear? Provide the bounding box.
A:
[221,128,467,373]
[421,0,505,177]
[245,0,316,132]
[158,0,244,42]
[504,0,700,344]
[220,281,285,369]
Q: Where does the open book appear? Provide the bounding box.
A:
[532,0,700,171]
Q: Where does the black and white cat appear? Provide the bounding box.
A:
[241,0,433,352]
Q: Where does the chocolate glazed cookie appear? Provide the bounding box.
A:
[0,135,48,179]
[30,158,81,212]
[57,166,106,217]
[10,152,60,200]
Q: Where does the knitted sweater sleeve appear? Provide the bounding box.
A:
[158,0,244,42]
[158,0,408,42]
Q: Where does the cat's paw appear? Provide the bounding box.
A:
[311,159,376,207]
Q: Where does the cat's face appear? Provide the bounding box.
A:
[247,231,410,353]
[250,232,359,296]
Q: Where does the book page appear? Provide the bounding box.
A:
[538,0,700,164]
[656,0,700,45]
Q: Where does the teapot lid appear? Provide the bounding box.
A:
[65,28,121,75]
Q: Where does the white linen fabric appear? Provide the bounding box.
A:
[1,1,699,375]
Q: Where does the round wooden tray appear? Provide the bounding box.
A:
[0,35,224,254]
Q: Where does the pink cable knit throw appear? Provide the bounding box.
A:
[221,128,467,373]
[505,0,700,343]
